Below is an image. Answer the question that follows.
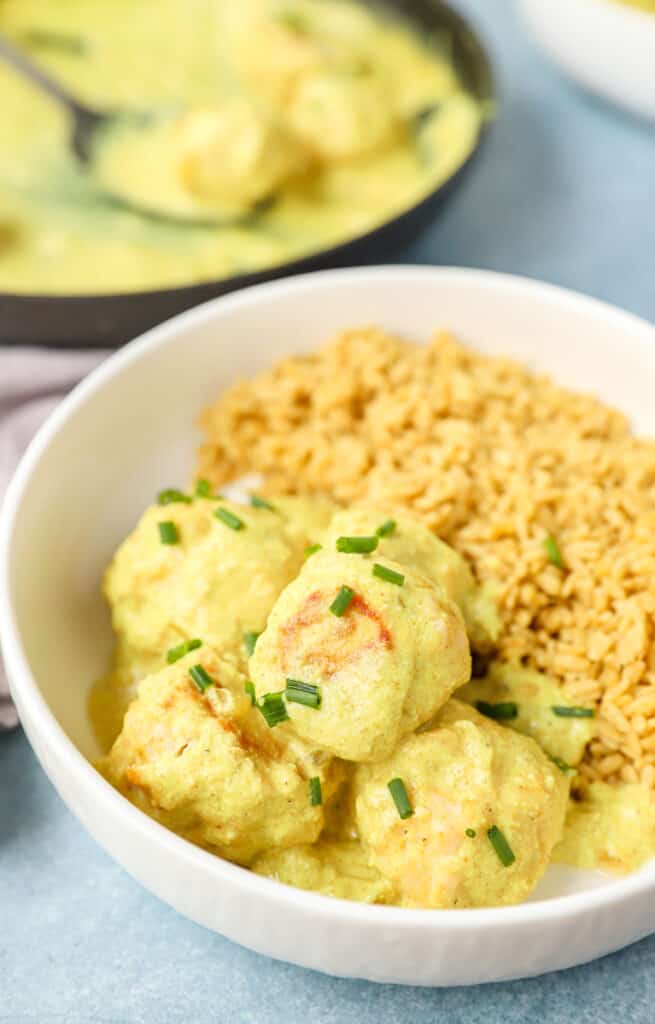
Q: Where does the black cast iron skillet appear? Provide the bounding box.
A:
[0,0,494,348]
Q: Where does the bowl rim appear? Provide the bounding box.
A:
[3,264,655,931]
[0,0,495,308]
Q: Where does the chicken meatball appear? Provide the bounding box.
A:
[553,781,655,875]
[100,646,334,865]
[104,498,306,680]
[175,99,309,208]
[229,14,325,109]
[353,699,568,907]
[250,549,470,762]
[458,662,595,768]
[286,70,398,161]
[323,506,500,652]
[253,839,393,904]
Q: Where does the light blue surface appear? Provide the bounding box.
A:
[3,2,655,1020]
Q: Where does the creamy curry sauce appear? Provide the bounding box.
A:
[0,0,482,294]
[89,490,655,905]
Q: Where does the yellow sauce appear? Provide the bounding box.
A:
[614,0,655,11]
[90,488,655,898]
[553,782,655,875]
[0,0,482,295]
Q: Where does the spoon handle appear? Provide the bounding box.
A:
[0,34,95,119]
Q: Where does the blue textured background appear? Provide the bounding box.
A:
[2,1,655,1020]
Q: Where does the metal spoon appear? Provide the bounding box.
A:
[0,34,106,164]
[0,35,262,229]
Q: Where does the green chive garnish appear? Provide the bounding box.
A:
[189,664,214,693]
[243,632,261,657]
[158,521,179,545]
[158,488,191,506]
[544,535,565,569]
[465,828,476,838]
[286,679,321,709]
[195,478,212,498]
[258,691,289,727]
[387,777,413,819]
[305,543,322,557]
[475,700,519,721]
[376,519,396,538]
[552,705,594,718]
[487,826,515,866]
[372,563,404,586]
[23,30,88,55]
[250,494,276,511]
[277,10,308,32]
[330,585,355,617]
[244,680,257,706]
[549,754,572,773]
[214,507,244,531]
[336,535,379,554]
[166,638,202,664]
[309,776,322,806]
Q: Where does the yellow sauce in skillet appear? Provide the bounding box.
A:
[0,0,483,294]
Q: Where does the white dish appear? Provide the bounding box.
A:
[2,266,655,986]
[519,0,655,122]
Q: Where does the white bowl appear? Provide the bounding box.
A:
[519,0,655,121]
[2,266,655,986]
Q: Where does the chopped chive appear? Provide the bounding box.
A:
[330,585,355,617]
[23,29,88,55]
[166,638,202,664]
[214,507,244,531]
[244,680,257,707]
[544,535,565,569]
[250,494,276,511]
[552,705,594,718]
[189,664,214,693]
[158,488,191,506]
[372,563,404,586]
[309,776,322,806]
[195,478,212,498]
[549,753,572,773]
[376,519,397,538]
[475,700,519,721]
[286,679,321,709]
[336,535,378,554]
[158,520,179,545]
[487,825,515,866]
[258,691,289,727]
[388,778,413,819]
[243,631,261,657]
[465,828,476,838]
[304,543,322,557]
[277,10,308,32]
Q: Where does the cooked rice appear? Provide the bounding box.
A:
[198,328,655,788]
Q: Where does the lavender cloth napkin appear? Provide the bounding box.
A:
[0,346,109,728]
